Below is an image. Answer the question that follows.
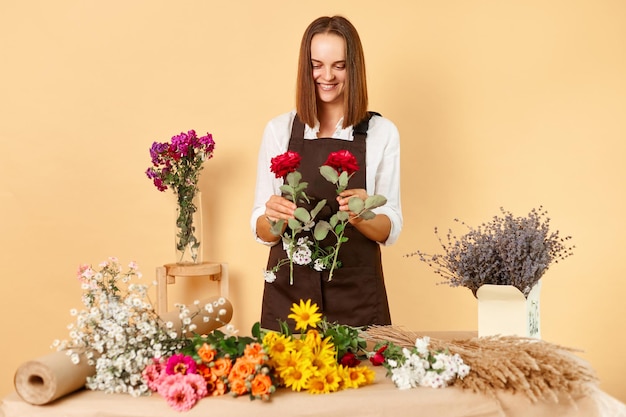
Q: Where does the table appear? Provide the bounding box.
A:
[2,364,625,417]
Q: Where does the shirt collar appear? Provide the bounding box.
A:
[304,117,352,140]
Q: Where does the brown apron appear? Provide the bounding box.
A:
[260,113,392,331]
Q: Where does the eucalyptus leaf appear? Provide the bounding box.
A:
[348,197,365,213]
[279,184,294,195]
[287,218,301,230]
[336,211,349,222]
[338,171,349,190]
[319,165,339,184]
[330,214,338,228]
[286,171,302,187]
[359,210,376,220]
[310,199,327,219]
[295,182,308,193]
[270,219,285,236]
[294,207,311,223]
[314,221,331,240]
[364,194,387,209]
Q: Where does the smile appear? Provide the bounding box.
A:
[318,83,337,91]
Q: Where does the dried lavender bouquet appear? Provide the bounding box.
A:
[409,206,574,297]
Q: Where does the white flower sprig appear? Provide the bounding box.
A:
[374,336,470,390]
[53,257,234,397]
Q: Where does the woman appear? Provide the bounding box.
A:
[250,16,402,331]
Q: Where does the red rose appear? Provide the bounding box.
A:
[323,150,359,175]
[369,345,388,366]
[339,351,361,367]
[270,151,302,178]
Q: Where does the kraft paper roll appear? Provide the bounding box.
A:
[14,296,233,405]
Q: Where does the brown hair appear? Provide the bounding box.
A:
[296,16,368,129]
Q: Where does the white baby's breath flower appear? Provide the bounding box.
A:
[263,270,277,283]
[57,258,214,395]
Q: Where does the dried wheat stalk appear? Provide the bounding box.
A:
[363,326,598,403]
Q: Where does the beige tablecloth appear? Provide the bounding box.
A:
[2,364,625,417]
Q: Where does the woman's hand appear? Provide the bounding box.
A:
[256,195,296,243]
[265,195,297,222]
[337,188,368,224]
[337,188,391,243]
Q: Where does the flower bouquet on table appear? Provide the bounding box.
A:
[146,129,215,263]
[55,257,273,411]
[143,332,276,409]
[254,299,375,394]
[56,259,377,411]
[407,206,575,297]
[265,149,387,283]
[368,337,470,389]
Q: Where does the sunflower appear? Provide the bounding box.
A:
[322,367,342,392]
[263,332,295,366]
[307,373,332,394]
[288,299,322,331]
[338,364,369,389]
[310,339,337,374]
[282,360,314,392]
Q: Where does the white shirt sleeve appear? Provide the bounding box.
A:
[365,115,403,246]
[250,111,294,246]
[250,110,403,246]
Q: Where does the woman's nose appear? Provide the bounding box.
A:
[323,66,335,80]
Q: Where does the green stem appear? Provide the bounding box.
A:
[328,224,346,282]
[287,228,297,285]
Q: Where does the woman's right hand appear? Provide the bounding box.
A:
[256,195,296,243]
[264,195,297,222]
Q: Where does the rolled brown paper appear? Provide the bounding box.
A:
[13,296,233,405]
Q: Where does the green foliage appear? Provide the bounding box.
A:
[318,320,367,359]
[182,330,256,360]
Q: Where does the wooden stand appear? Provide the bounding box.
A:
[156,262,229,314]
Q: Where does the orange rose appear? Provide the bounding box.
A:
[209,378,227,397]
[229,377,249,396]
[228,358,256,381]
[250,373,273,398]
[244,343,266,365]
[196,363,213,382]
[197,343,217,363]
[211,357,232,377]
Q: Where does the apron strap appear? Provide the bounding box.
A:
[290,111,381,144]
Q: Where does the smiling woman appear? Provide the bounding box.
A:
[250,15,403,332]
[310,33,347,125]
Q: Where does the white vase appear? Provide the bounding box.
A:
[476,280,541,338]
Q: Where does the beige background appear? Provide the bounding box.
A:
[1,0,625,404]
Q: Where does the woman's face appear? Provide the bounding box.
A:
[310,32,346,107]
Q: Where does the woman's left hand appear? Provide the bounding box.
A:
[337,188,368,224]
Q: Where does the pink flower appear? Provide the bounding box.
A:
[165,354,197,376]
[184,373,208,399]
[76,264,93,281]
[142,358,166,391]
[161,376,199,412]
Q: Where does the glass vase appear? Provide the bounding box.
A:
[174,190,203,264]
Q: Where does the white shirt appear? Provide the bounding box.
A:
[250,110,403,246]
